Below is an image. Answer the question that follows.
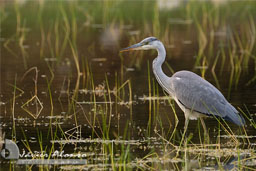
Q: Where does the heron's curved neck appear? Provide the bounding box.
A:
[152,42,171,94]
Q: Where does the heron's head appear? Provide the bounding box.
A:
[120,37,159,52]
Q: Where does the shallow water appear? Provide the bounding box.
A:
[1,0,256,170]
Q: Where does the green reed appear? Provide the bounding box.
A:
[1,0,256,170]
[11,75,17,142]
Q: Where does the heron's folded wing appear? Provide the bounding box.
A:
[172,76,226,116]
[170,71,244,125]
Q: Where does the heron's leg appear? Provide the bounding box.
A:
[177,117,189,157]
[200,117,209,142]
[184,118,189,135]
[182,117,189,143]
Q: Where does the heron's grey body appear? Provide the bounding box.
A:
[169,71,244,125]
[121,37,245,126]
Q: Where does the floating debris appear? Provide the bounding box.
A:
[183,40,192,44]
[45,115,65,119]
[77,101,114,104]
[126,67,135,72]
[91,58,107,62]
[218,135,256,139]
[29,137,37,143]
[139,95,171,101]
[44,58,57,62]
[51,138,142,145]
[0,102,6,106]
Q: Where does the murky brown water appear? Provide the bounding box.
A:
[1,0,256,170]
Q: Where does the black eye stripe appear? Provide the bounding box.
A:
[141,37,158,45]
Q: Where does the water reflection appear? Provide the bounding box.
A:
[100,26,122,50]
[157,0,182,10]
[1,0,256,170]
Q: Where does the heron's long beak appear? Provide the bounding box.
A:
[120,43,143,52]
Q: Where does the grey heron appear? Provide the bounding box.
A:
[120,37,245,132]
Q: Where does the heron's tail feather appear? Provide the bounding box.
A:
[223,104,245,126]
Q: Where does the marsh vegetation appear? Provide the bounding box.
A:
[1,0,256,170]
